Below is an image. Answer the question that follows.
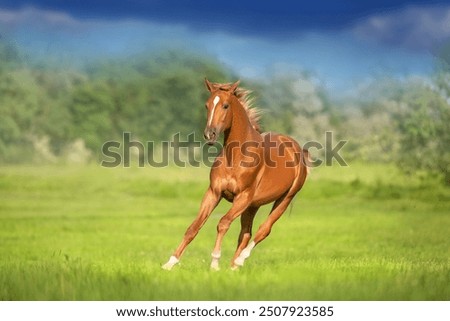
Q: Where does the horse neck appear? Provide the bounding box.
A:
[223,97,257,146]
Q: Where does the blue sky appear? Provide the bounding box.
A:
[1,1,449,96]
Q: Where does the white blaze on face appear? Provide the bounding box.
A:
[208,96,220,127]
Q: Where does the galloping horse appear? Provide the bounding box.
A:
[162,79,309,270]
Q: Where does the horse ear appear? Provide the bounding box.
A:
[230,80,240,94]
[204,78,213,92]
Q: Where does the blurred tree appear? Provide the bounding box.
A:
[256,72,336,137]
[0,69,43,162]
[69,80,116,152]
[2,36,446,180]
[394,80,450,184]
[82,51,230,147]
[340,78,403,163]
[33,70,84,154]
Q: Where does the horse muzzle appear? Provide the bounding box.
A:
[203,128,217,145]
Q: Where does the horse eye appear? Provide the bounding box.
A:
[223,103,229,109]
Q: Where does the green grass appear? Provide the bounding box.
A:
[0,163,449,300]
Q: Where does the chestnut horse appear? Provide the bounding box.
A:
[162,79,309,270]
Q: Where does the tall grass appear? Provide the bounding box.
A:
[0,163,449,300]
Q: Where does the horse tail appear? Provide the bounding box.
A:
[301,148,312,176]
[287,147,310,215]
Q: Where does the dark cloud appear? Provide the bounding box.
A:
[0,0,447,38]
[352,5,450,52]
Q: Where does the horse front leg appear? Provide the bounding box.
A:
[162,187,220,270]
[210,191,252,270]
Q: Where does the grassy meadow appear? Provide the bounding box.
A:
[0,162,449,300]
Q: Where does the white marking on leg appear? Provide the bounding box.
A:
[234,241,255,266]
[162,255,179,270]
[210,251,221,271]
[208,96,220,127]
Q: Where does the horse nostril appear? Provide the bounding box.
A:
[204,129,213,139]
[204,128,217,142]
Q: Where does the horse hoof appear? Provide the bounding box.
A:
[162,256,179,270]
[234,256,245,267]
[231,265,240,271]
[210,260,220,271]
[161,264,173,271]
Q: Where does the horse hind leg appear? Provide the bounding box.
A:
[234,151,309,268]
[234,193,295,268]
[230,206,258,270]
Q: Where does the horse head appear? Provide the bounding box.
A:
[203,78,240,145]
